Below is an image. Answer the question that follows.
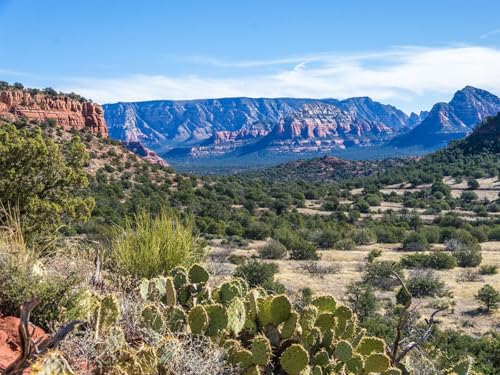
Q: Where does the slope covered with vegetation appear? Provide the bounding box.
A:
[1,111,499,373]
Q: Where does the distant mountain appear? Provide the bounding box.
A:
[104,97,410,157]
[390,86,500,148]
[458,112,500,154]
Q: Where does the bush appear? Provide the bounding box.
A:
[475,284,499,312]
[487,226,500,240]
[334,238,356,250]
[363,261,404,290]
[345,282,378,321]
[234,259,278,287]
[446,239,482,268]
[0,262,84,329]
[313,228,339,249]
[112,209,205,278]
[349,228,377,245]
[400,251,457,270]
[402,231,429,251]
[245,220,271,240]
[406,271,449,298]
[367,249,382,263]
[258,239,287,259]
[288,239,319,260]
[479,264,498,275]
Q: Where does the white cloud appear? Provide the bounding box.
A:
[480,29,500,39]
[60,46,500,113]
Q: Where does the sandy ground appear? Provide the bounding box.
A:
[207,241,500,335]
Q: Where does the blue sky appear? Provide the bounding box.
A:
[1,0,500,112]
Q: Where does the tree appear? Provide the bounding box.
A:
[346,282,378,321]
[0,124,94,246]
[475,284,499,312]
[467,178,480,190]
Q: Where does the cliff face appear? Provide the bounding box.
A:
[0,90,108,137]
[391,86,500,147]
[104,97,409,157]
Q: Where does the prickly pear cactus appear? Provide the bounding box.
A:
[280,344,309,375]
[31,350,74,375]
[250,335,272,366]
[188,305,209,334]
[188,263,210,284]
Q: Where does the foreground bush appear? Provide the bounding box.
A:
[112,209,205,278]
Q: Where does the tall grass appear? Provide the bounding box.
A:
[0,204,32,267]
[112,208,205,278]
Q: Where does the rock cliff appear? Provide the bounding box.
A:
[0,89,108,137]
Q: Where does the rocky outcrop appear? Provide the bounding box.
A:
[124,141,169,167]
[0,90,108,137]
[0,316,47,372]
[391,86,500,147]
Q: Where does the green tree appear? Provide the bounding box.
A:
[0,124,94,246]
[475,284,499,312]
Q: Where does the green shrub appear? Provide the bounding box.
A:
[345,282,378,321]
[234,259,278,287]
[487,226,500,240]
[349,228,377,245]
[446,239,482,268]
[406,271,449,298]
[479,265,498,275]
[258,240,287,259]
[245,220,271,240]
[288,240,319,260]
[402,231,429,251]
[475,284,499,312]
[363,261,404,290]
[112,208,205,278]
[400,252,457,270]
[367,249,382,263]
[0,262,84,329]
[334,238,356,250]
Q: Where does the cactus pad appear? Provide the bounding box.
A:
[205,303,229,336]
[311,295,337,313]
[270,294,292,326]
[227,297,246,335]
[31,350,74,375]
[140,304,165,334]
[364,353,390,373]
[171,266,188,288]
[188,305,209,334]
[357,337,386,356]
[165,276,177,306]
[250,335,272,366]
[280,344,309,375]
[334,340,353,362]
[97,294,121,330]
[281,311,299,339]
[188,263,210,284]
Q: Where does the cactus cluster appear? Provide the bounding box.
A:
[130,263,401,374]
[38,263,406,374]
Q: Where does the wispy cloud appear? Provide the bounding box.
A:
[480,28,500,39]
[59,45,500,112]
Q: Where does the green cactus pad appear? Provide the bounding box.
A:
[313,349,330,367]
[334,340,353,362]
[219,281,244,305]
[171,267,188,289]
[205,304,229,336]
[188,263,210,284]
[334,305,353,321]
[231,349,253,369]
[281,311,299,339]
[188,305,209,334]
[311,295,337,313]
[257,296,273,327]
[315,312,336,332]
[246,290,260,319]
[303,327,321,350]
[357,337,386,355]
[250,335,272,366]
[321,328,334,350]
[139,277,167,302]
[140,304,165,334]
[452,358,473,375]
[177,285,191,306]
[365,353,390,373]
[165,276,177,306]
[312,365,323,375]
[299,305,319,332]
[97,294,121,330]
[346,354,364,373]
[227,297,246,335]
[31,350,74,375]
[103,326,126,354]
[279,344,309,375]
[341,319,356,339]
[351,328,367,348]
[270,294,292,326]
